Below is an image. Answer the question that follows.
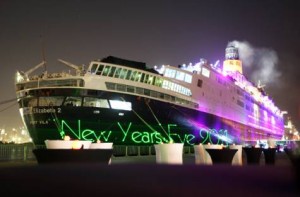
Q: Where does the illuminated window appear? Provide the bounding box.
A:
[271,116,275,125]
[136,72,142,82]
[96,64,104,75]
[119,69,127,79]
[152,76,156,85]
[25,98,38,107]
[147,75,153,84]
[184,74,192,83]
[144,74,149,83]
[109,100,132,111]
[102,66,111,76]
[130,71,137,81]
[202,67,210,78]
[83,97,109,108]
[253,103,259,120]
[140,73,145,82]
[39,96,64,106]
[126,70,132,80]
[165,68,176,78]
[108,67,116,77]
[64,97,82,107]
[90,64,98,74]
[154,77,163,87]
[175,71,185,81]
[162,80,169,89]
[264,110,268,121]
[114,67,122,78]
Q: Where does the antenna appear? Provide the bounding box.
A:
[40,34,47,71]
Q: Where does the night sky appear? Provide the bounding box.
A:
[1,0,300,131]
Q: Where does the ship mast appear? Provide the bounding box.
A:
[40,34,47,72]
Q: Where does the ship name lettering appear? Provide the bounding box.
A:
[32,108,57,114]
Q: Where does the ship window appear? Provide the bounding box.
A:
[184,74,192,83]
[126,86,135,93]
[237,89,243,96]
[165,68,176,78]
[114,67,122,78]
[38,79,84,87]
[202,67,210,78]
[147,75,153,84]
[126,70,132,80]
[24,98,38,107]
[116,84,126,91]
[106,82,116,90]
[175,71,185,81]
[64,97,82,107]
[245,105,250,111]
[155,77,163,87]
[140,73,145,82]
[150,90,158,98]
[237,100,244,107]
[164,94,170,100]
[109,100,132,111]
[119,69,127,79]
[108,67,116,77]
[159,92,164,99]
[168,81,174,90]
[144,74,149,83]
[152,76,156,85]
[39,96,64,106]
[130,71,137,81]
[83,97,109,108]
[162,80,169,89]
[136,87,143,95]
[144,89,150,96]
[90,64,98,74]
[87,90,98,96]
[96,64,104,75]
[135,72,142,82]
[197,79,203,87]
[102,66,111,76]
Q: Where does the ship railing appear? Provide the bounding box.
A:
[0,143,193,161]
[26,71,85,82]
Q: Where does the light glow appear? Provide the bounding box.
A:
[109,100,132,111]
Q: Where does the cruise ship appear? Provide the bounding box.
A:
[15,45,284,146]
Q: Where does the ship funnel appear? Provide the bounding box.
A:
[223,44,243,74]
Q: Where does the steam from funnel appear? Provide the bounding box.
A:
[227,40,281,86]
